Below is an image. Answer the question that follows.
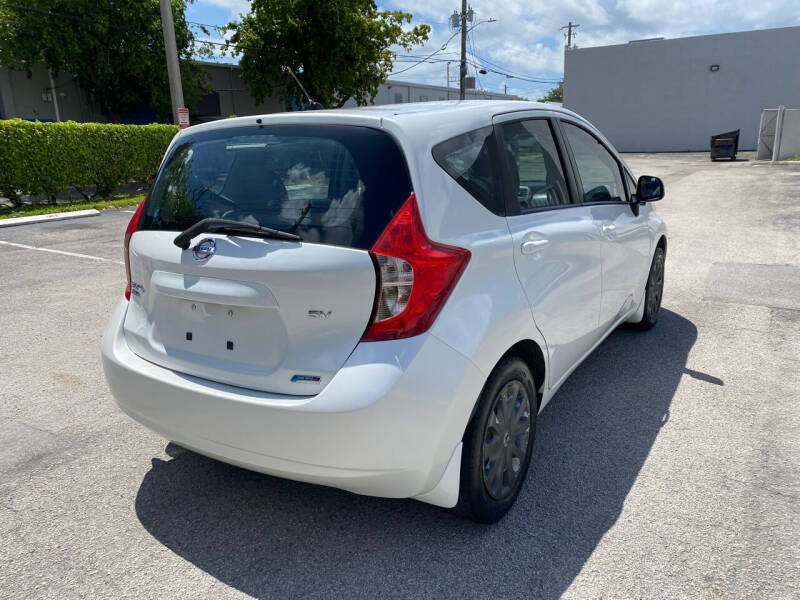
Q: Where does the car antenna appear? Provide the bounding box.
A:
[285,66,323,111]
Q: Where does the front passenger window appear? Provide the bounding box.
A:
[562,122,624,203]
[500,119,569,211]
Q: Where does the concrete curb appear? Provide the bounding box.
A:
[0,208,100,228]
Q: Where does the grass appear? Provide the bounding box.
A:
[0,194,145,219]
[783,156,800,162]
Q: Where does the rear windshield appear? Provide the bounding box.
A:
[140,124,412,250]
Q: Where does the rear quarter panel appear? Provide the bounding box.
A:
[400,124,550,400]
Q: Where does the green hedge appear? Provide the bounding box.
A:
[0,119,178,204]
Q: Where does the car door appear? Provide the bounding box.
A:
[559,120,651,330]
[494,114,603,388]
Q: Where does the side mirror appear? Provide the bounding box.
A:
[636,175,664,203]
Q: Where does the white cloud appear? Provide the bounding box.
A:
[197,0,250,18]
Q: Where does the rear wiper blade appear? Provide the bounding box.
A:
[173,218,301,250]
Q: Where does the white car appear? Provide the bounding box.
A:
[102,101,666,522]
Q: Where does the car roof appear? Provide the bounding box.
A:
[182,100,585,141]
[305,100,561,119]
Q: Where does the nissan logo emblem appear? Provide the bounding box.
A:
[193,238,216,260]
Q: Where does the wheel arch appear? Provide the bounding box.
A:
[501,340,546,403]
[467,338,547,426]
[656,234,667,255]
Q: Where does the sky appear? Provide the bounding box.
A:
[187,0,800,100]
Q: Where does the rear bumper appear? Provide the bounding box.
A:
[101,300,484,504]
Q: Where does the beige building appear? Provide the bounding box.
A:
[0,61,518,124]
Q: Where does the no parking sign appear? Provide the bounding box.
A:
[177,107,190,129]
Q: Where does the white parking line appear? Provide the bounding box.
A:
[0,240,123,265]
[122,210,136,213]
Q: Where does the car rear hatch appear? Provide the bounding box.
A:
[123,123,413,395]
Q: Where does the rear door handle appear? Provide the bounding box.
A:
[521,239,549,255]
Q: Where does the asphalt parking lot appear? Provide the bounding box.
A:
[1,152,799,599]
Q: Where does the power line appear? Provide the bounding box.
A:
[393,54,560,82]
[187,20,227,30]
[390,28,463,75]
[467,50,561,83]
[467,27,481,90]
[396,45,562,84]
[392,13,497,79]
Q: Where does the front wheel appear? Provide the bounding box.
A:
[454,357,537,523]
[633,246,665,330]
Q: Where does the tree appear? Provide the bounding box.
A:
[538,82,563,104]
[227,0,430,109]
[0,0,211,119]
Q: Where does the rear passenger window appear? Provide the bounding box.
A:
[500,119,570,211]
[433,126,503,215]
[562,122,625,203]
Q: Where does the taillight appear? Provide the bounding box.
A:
[124,202,144,300]
[361,193,470,342]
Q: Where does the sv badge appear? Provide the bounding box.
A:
[307,310,332,319]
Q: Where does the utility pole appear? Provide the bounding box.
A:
[446,62,450,99]
[159,0,185,125]
[561,21,580,49]
[451,5,491,99]
[48,71,61,122]
[459,0,468,99]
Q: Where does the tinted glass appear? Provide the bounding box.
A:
[500,119,569,211]
[140,125,412,250]
[432,126,503,215]
[562,122,625,203]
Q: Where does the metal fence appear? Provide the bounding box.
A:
[757,106,800,160]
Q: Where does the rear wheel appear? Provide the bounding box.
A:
[454,357,537,523]
[634,246,665,330]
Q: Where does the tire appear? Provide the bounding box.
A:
[453,357,537,523]
[633,246,665,330]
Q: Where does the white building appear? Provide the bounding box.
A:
[563,26,800,152]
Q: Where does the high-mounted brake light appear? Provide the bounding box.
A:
[124,202,144,300]
[361,193,470,342]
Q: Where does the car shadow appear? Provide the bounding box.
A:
[135,308,697,599]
